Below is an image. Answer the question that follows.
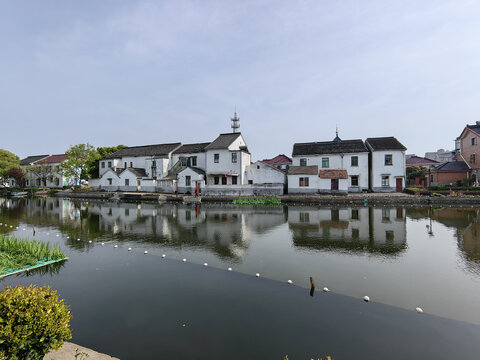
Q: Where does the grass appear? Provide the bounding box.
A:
[0,235,66,276]
[233,197,282,206]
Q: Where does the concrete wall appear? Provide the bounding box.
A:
[245,161,286,185]
[177,168,205,194]
[287,174,319,194]
[370,150,405,192]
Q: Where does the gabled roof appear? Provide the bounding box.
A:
[20,155,49,166]
[126,168,148,178]
[431,161,470,171]
[105,143,182,159]
[406,156,440,166]
[292,139,368,156]
[365,137,406,151]
[319,169,348,179]
[35,154,68,164]
[254,160,287,173]
[204,133,242,150]
[179,166,206,176]
[262,154,292,164]
[173,142,210,154]
[466,124,480,136]
[288,165,318,175]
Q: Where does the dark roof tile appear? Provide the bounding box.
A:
[20,155,49,166]
[292,140,368,156]
[173,142,210,154]
[365,137,407,151]
[431,161,470,171]
[105,143,182,159]
[204,133,242,150]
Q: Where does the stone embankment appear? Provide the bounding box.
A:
[52,191,480,206]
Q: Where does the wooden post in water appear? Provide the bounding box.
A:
[310,276,315,297]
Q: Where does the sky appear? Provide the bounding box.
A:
[1,0,479,161]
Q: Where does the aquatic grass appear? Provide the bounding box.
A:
[0,234,66,276]
[233,197,282,206]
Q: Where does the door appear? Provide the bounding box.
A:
[331,179,339,191]
[396,178,403,192]
[137,180,141,192]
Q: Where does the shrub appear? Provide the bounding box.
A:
[233,197,281,206]
[0,285,72,359]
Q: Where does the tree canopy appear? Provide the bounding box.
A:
[0,149,20,183]
[60,144,97,183]
[406,166,427,179]
[85,145,127,179]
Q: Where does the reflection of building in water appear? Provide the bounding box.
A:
[288,207,406,254]
[85,202,286,260]
[460,222,480,263]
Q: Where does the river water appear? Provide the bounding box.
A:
[1,198,480,358]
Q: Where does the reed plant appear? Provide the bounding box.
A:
[0,234,66,275]
[233,197,282,206]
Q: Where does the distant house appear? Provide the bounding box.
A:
[262,154,292,171]
[245,160,287,192]
[365,137,407,192]
[22,154,72,188]
[424,149,455,163]
[406,156,440,188]
[456,122,480,183]
[289,134,369,194]
[429,161,470,187]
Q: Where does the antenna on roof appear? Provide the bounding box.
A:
[333,125,341,142]
[231,110,240,133]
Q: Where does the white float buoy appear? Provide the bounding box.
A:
[67,236,69,239]
[227,267,232,271]
[363,296,370,302]
[182,258,186,262]
[144,251,148,254]
[204,263,208,267]
[128,247,132,251]
[255,273,260,277]
[77,238,80,241]
[56,234,59,237]
[162,254,166,258]
[323,287,330,292]
[22,228,25,231]
[415,307,424,314]
[114,245,118,248]
[101,242,104,246]
[287,280,293,284]
[88,240,92,244]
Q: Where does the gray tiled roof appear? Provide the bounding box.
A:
[127,168,148,177]
[431,161,470,171]
[173,143,210,154]
[292,140,368,156]
[105,143,182,159]
[183,167,206,176]
[365,137,407,151]
[20,155,49,166]
[467,124,480,135]
[204,133,242,150]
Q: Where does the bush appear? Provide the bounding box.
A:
[233,197,281,206]
[0,285,72,359]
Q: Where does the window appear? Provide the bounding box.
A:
[191,157,197,166]
[248,180,253,185]
[299,177,309,187]
[152,160,156,167]
[108,161,112,168]
[232,176,238,185]
[352,228,359,239]
[351,175,359,187]
[222,176,227,185]
[232,152,237,163]
[101,162,105,168]
[125,179,129,186]
[299,212,310,222]
[322,158,329,168]
[185,176,191,186]
[470,154,476,164]
[214,176,219,185]
[351,209,359,220]
[385,154,393,166]
[26,180,29,186]
[214,154,219,163]
[382,208,391,221]
[386,231,394,241]
[381,175,389,187]
[430,174,434,182]
[300,158,307,166]
[55,177,59,186]
[108,178,112,185]
[472,138,477,146]
[185,210,191,221]
[124,162,127,168]
[125,208,129,216]
[130,162,133,168]
[351,156,358,167]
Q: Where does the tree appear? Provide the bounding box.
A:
[7,167,25,188]
[0,149,20,184]
[27,164,54,187]
[406,166,427,180]
[85,145,127,179]
[60,143,97,184]
[0,285,72,359]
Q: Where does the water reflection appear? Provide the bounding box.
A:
[288,207,407,255]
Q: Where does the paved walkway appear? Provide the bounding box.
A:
[44,342,119,360]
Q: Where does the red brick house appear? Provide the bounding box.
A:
[456,122,480,183]
[429,161,470,187]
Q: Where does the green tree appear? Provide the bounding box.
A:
[85,145,127,179]
[406,166,427,180]
[27,163,54,187]
[61,143,97,184]
[0,149,20,184]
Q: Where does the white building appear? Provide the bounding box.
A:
[365,137,407,192]
[22,154,73,188]
[288,135,369,194]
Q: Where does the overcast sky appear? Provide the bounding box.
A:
[1,0,479,161]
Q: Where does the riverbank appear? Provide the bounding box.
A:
[52,190,480,206]
[45,342,118,360]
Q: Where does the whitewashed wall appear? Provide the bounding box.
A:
[370,150,405,192]
[244,161,286,185]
